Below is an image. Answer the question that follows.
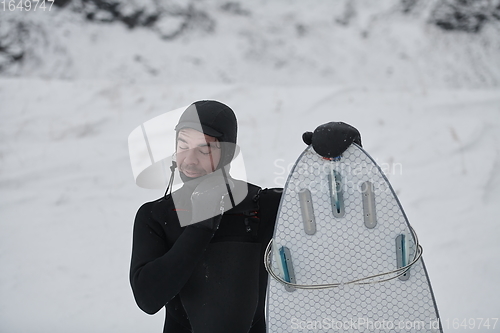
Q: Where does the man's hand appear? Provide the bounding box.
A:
[189,175,235,231]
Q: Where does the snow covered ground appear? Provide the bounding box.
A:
[1,80,499,332]
[1,0,500,332]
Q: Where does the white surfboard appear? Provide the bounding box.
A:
[265,143,442,333]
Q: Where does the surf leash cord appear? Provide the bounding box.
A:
[264,225,423,289]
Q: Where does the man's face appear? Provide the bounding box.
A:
[176,128,222,178]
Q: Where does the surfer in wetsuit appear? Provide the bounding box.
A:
[129,101,361,332]
[130,100,282,332]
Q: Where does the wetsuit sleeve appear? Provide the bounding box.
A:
[129,202,214,315]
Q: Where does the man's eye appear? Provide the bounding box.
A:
[178,146,188,150]
[199,150,210,155]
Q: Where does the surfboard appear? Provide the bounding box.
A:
[265,143,442,332]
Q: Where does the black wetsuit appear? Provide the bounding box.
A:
[130,180,282,333]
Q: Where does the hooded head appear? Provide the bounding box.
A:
[174,100,238,181]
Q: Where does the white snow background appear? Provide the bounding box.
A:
[1,1,500,332]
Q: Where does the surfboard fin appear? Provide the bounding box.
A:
[299,189,317,235]
[328,169,345,218]
[396,234,411,281]
[279,246,296,292]
[361,181,377,229]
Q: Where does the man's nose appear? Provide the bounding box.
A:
[183,148,198,164]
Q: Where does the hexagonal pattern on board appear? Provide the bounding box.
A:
[266,144,441,333]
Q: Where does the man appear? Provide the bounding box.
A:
[130,100,282,332]
[129,100,361,332]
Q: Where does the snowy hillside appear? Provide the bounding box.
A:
[1,0,500,332]
[1,0,500,88]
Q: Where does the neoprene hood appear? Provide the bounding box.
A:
[175,100,238,170]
